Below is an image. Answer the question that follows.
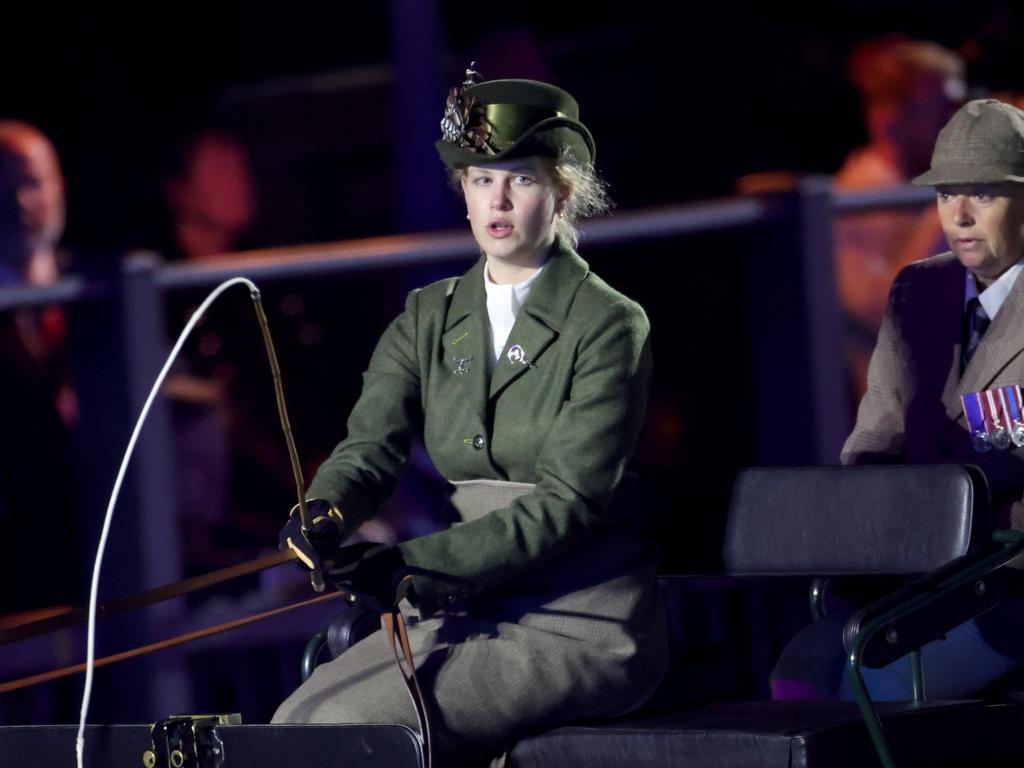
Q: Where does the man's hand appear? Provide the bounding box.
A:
[326,542,409,611]
[278,499,345,578]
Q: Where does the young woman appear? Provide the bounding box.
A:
[273,72,667,765]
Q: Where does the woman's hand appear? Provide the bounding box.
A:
[278,499,345,575]
[326,542,409,611]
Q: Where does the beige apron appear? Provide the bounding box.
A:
[273,479,667,765]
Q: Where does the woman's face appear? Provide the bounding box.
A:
[461,157,566,268]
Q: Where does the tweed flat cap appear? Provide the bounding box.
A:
[913,99,1024,185]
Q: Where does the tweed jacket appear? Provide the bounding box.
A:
[306,242,656,614]
[842,251,1024,530]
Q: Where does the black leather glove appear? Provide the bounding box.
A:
[278,499,345,578]
[326,542,409,611]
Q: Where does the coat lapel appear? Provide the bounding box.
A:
[937,261,970,422]
[957,267,1024,401]
[488,311,557,399]
[444,257,490,425]
[488,245,590,400]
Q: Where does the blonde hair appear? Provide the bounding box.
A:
[548,152,612,248]
[449,150,612,249]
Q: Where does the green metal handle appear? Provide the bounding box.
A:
[301,627,329,682]
[844,528,1024,768]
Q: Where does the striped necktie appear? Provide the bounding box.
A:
[961,297,991,372]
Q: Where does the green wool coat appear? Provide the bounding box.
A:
[306,242,655,613]
[278,244,667,755]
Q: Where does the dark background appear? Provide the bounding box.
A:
[1,0,1022,726]
[1,1,1021,250]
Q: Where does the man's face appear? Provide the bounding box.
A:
[936,183,1024,286]
[0,134,65,265]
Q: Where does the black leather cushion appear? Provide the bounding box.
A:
[722,465,989,576]
[326,604,381,658]
[506,700,1024,767]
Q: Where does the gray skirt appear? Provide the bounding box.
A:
[272,480,668,761]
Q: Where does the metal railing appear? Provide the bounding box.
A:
[0,180,935,304]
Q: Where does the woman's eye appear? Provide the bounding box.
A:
[973,194,992,203]
[472,176,491,186]
[511,175,533,185]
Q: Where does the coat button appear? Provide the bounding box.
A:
[472,434,485,450]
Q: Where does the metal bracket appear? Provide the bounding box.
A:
[142,713,242,768]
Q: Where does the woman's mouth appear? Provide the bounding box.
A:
[488,219,513,238]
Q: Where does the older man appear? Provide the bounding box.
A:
[0,121,66,286]
[774,99,1024,701]
[0,121,76,615]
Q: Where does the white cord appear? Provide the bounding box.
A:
[76,277,259,768]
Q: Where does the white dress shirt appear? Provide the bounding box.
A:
[483,264,544,369]
[965,259,1024,320]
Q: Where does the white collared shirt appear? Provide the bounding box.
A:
[965,259,1024,320]
[484,265,543,368]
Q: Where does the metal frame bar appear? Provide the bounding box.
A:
[844,529,1024,768]
[809,577,828,621]
[798,176,850,462]
[909,649,925,702]
[301,628,329,683]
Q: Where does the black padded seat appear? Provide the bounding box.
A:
[506,700,1024,768]
[721,465,989,576]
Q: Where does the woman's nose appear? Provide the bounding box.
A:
[489,184,511,210]
[952,197,974,226]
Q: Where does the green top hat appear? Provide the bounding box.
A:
[436,69,595,169]
[913,99,1024,186]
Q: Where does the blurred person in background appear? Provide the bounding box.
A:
[154,128,270,582]
[0,121,67,286]
[160,128,258,261]
[834,36,965,402]
[0,120,78,614]
[156,128,407,586]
